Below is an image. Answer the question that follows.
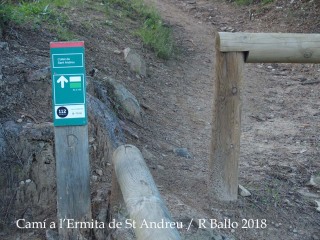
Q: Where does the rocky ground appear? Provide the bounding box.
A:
[0,0,319,239]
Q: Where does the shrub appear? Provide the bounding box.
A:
[107,0,174,59]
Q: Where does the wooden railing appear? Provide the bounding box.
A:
[209,32,320,201]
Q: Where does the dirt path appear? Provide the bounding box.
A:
[123,0,216,224]
[141,0,215,205]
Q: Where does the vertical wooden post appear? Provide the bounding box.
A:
[209,49,245,201]
[55,125,92,239]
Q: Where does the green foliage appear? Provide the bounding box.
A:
[137,17,173,59]
[234,0,253,5]
[105,0,147,18]
[1,1,60,24]
[0,0,78,40]
[261,0,273,4]
[0,1,11,25]
[1,0,174,57]
[106,0,174,59]
[234,0,274,5]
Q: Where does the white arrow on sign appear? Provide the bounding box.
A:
[57,76,68,88]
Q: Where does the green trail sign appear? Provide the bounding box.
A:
[50,41,87,126]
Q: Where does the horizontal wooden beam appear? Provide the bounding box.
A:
[112,145,181,240]
[216,32,320,63]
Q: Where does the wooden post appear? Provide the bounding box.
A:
[55,125,92,239]
[209,48,245,201]
[112,145,181,240]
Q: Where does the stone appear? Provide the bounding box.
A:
[284,199,293,206]
[173,148,192,159]
[124,47,147,77]
[30,144,55,194]
[23,180,38,205]
[142,147,157,163]
[89,68,98,77]
[307,175,320,189]
[97,208,108,222]
[226,26,235,32]
[22,208,33,223]
[27,67,50,82]
[315,200,320,212]
[89,136,95,143]
[91,175,98,182]
[0,126,6,159]
[2,122,57,222]
[157,165,165,170]
[105,20,113,25]
[238,184,251,197]
[94,208,108,240]
[0,42,9,51]
[297,188,320,199]
[299,149,307,154]
[104,77,142,123]
[312,233,320,240]
[25,179,32,184]
[15,56,26,64]
[46,229,59,240]
[96,169,103,176]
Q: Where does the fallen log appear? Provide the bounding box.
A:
[112,144,181,240]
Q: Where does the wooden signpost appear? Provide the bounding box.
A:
[210,32,320,201]
[50,41,91,239]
